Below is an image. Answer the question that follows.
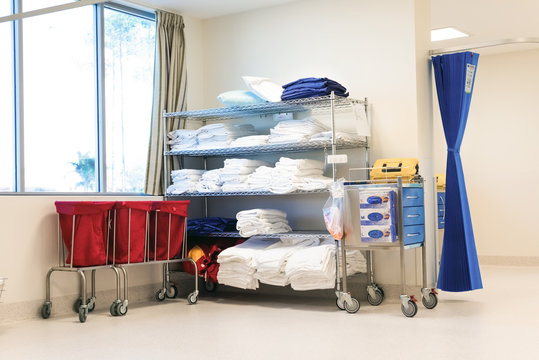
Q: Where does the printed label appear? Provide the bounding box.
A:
[465,64,476,94]
[327,154,348,164]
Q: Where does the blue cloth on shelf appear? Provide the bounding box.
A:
[187,217,238,234]
[281,77,348,100]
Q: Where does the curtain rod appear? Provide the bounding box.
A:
[0,0,181,24]
[430,37,539,55]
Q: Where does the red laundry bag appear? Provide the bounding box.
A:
[55,201,115,267]
[149,201,190,261]
[111,201,153,264]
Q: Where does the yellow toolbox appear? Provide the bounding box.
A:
[370,158,419,182]
[435,173,446,190]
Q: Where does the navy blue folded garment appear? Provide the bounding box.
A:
[283,77,344,89]
[281,77,348,100]
[187,217,237,234]
[281,89,348,100]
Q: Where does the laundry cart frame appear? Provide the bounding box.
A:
[339,176,438,317]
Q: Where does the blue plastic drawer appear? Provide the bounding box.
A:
[403,224,425,245]
[402,206,425,226]
[437,216,445,229]
[402,187,424,207]
[437,192,445,205]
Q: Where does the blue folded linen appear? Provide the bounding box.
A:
[281,77,348,100]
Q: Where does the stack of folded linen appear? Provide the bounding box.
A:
[196,168,223,193]
[285,238,337,291]
[220,159,268,192]
[281,77,349,101]
[196,123,256,149]
[254,237,319,287]
[268,118,328,144]
[309,131,364,142]
[270,157,330,194]
[229,135,269,148]
[243,166,275,192]
[339,249,367,275]
[167,129,198,151]
[217,237,279,290]
[187,217,238,234]
[166,169,205,194]
[236,209,291,237]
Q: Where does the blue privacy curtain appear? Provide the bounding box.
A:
[432,52,482,292]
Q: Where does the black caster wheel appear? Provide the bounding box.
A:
[204,280,218,293]
[155,289,166,302]
[78,306,88,323]
[87,297,96,312]
[336,297,345,310]
[41,302,52,319]
[422,292,438,309]
[187,292,198,305]
[73,298,82,314]
[110,301,120,316]
[401,300,418,317]
[367,288,384,306]
[344,298,360,314]
[166,284,178,299]
[115,302,128,316]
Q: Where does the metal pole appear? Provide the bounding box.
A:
[128,208,131,264]
[162,112,169,196]
[398,177,406,295]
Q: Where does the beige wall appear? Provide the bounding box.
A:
[433,48,539,260]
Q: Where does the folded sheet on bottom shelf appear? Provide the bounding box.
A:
[217,237,280,290]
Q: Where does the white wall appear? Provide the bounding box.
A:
[200,0,431,285]
[433,48,539,262]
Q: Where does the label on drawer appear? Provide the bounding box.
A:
[327,154,348,164]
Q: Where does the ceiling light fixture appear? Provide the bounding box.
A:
[431,27,469,42]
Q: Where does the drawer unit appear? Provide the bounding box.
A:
[437,216,445,229]
[402,206,425,226]
[437,191,445,229]
[402,187,424,207]
[403,224,425,246]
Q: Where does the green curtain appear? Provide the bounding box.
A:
[145,10,187,195]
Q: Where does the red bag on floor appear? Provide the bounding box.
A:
[111,201,153,264]
[149,201,190,261]
[55,201,115,267]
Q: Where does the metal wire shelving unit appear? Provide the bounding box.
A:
[166,189,329,197]
[187,230,333,239]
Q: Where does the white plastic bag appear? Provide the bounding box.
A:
[323,178,345,240]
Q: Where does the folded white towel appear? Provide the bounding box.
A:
[229,135,269,147]
[221,182,250,192]
[236,209,287,220]
[224,158,269,168]
[195,181,222,193]
[276,157,325,170]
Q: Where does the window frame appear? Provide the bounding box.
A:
[1,1,155,195]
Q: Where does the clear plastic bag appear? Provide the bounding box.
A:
[323,178,345,240]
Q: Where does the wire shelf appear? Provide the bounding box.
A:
[188,230,333,239]
[166,138,367,157]
[166,189,329,197]
[163,95,366,121]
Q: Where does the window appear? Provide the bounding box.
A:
[104,7,155,192]
[1,2,155,193]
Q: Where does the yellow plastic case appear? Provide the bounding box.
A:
[370,158,419,181]
[435,173,446,190]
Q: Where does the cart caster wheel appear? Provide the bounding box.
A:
[78,306,88,323]
[401,300,418,317]
[166,284,178,299]
[367,288,384,306]
[41,302,52,319]
[87,297,96,312]
[336,297,345,311]
[422,292,438,309]
[187,292,198,305]
[110,301,120,316]
[344,298,360,314]
[73,298,82,313]
[115,302,128,316]
[155,289,166,302]
[204,280,218,293]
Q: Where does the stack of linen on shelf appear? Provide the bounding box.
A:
[236,209,292,237]
[268,118,328,144]
[196,169,223,193]
[281,77,349,101]
[220,159,268,192]
[217,237,279,290]
[229,135,269,148]
[167,129,197,151]
[309,130,363,143]
[254,236,319,286]
[167,169,205,194]
[270,157,332,194]
[243,166,274,192]
[196,123,256,149]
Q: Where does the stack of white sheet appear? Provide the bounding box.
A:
[217,237,279,290]
[167,169,205,194]
[339,249,367,276]
[268,118,328,144]
[309,131,364,143]
[243,166,275,192]
[270,157,331,194]
[167,129,198,151]
[229,135,269,148]
[254,237,319,286]
[220,159,268,192]
[197,123,256,149]
[236,209,292,237]
[196,168,223,193]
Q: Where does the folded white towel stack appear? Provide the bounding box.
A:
[167,129,198,151]
[270,157,331,194]
[268,118,328,144]
[229,135,269,148]
[236,208,291,237]
[197,123,256,149]
[167,169,205,194]
[309,131,364,142]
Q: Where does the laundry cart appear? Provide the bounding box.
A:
[339,176,438,317]
[43,201,121,323]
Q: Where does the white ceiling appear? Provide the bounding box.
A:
[139,0,539,54]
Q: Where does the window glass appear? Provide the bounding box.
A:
[1,2,12,16]
[104,8,155,192]
[0,20,14,191]
[23,0,76,12]
[23,7,97,192]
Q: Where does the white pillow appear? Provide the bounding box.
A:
[217,90,266,107]
[242,76,283,102]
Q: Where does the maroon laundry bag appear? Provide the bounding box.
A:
[111,201,153,264]
[149,201,190,261]
[55,201,115,267]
